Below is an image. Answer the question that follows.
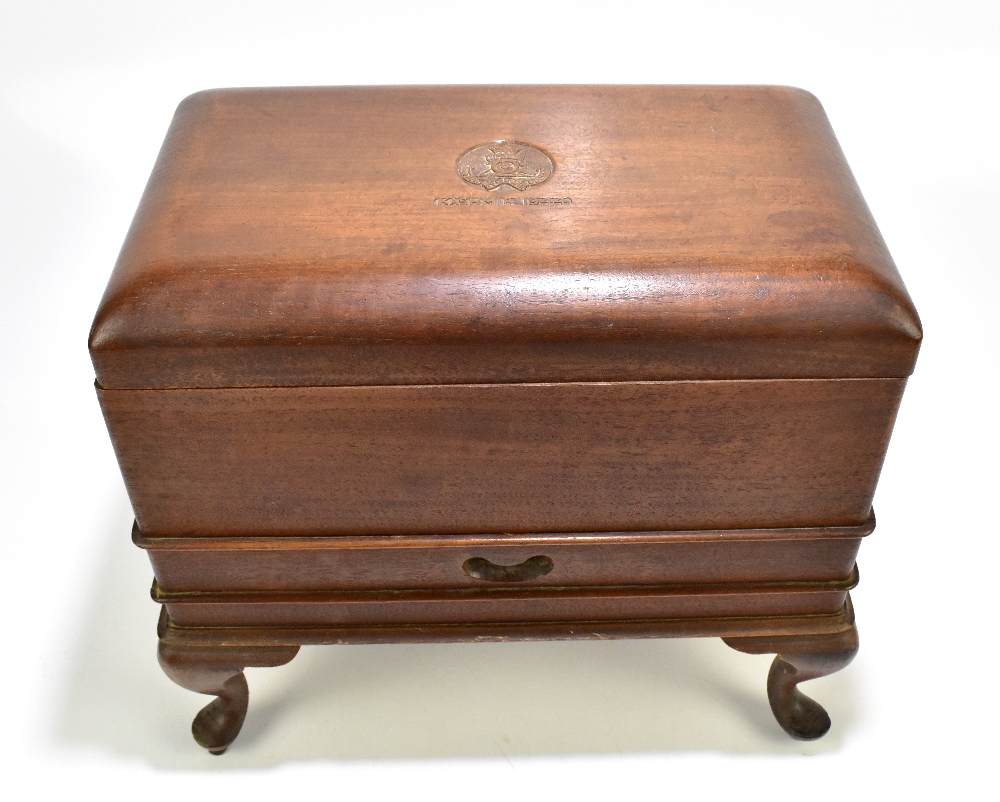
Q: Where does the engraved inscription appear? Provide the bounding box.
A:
[434,196,572,206]
[456,141,554,192]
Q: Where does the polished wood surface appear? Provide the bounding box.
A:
[157,624,299,755]
[136,518,869,593]
[725,611,860,740]
[88,85,920,751]
[99,378,904,536]
[142,533,864,592]
[89,85,921,390]
[157,582,854,628]
[157,596,859,647]
[156,599,859,750]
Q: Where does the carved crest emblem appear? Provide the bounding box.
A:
[456,141,554,192]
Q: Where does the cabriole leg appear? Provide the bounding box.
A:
[157,636,299,754]
[723,621,859,740]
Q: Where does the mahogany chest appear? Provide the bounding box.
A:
[90,85,920,753]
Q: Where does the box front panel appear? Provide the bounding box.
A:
[99,378,905,537]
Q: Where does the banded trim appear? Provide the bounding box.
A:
[156,597,857,646]
[134,511,876,551]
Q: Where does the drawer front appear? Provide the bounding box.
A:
[148,525,862,630]
[141,518,874,603]
[140,525,868,594]
[147,537,864,593]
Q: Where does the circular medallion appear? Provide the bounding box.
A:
[456,141,554,192]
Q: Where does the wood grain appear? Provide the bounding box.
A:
[157,631,299,755]
[725,611,860,740]
[157,596,859,646]
[138,522,868,593]
[89,86,921,390]
[160,590,851,628]
[88,85,921,748]
[99,378,904,536]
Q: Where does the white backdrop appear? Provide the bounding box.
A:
[2,2,997,798]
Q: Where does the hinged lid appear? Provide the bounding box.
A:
[89,85,921,389]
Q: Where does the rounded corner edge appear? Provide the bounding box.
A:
[770,85,823,106]
[838,253,924,366]
[173,87,233,121]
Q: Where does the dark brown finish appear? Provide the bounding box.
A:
[142,535,866,592]
[98,379,904,536]
[89,86,920,752]
[89,86,920,390]
[155,596,858,752]
[725,610,860,740]
[155,575,856,627]
[135,517,871,592]
[157,627,298,754]
[157,595,858,648]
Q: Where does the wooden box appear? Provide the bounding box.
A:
[90,85,920,752]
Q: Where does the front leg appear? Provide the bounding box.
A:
[724,622,859,740]
[157,638,299,754]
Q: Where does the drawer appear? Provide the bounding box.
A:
[137,518,870,594]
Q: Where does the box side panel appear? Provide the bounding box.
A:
[98,378,905,536]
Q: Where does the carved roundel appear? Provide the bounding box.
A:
[456,141,554,192]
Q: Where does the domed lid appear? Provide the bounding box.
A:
[90,85,920,389]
